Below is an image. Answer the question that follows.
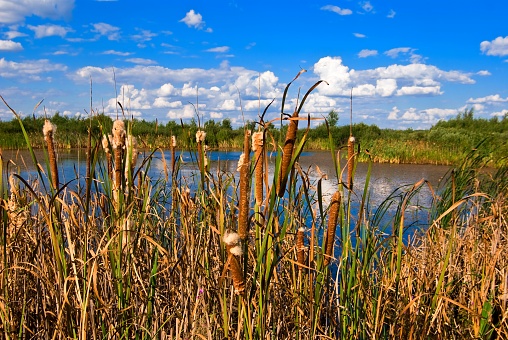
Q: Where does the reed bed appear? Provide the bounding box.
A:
[0,82,507,340]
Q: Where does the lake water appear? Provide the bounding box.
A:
[1,148,450,232]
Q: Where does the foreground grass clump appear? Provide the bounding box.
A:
[1,84,508,339]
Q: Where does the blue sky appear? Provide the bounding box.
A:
[0,0,507,129]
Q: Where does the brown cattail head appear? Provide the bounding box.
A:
[237,130,251,240]
[347,136,355,190]
[324,191,341,265]
[43,120,59,190]
[102,134,113,180]
[112,120,126,191]
[277,111,299,197]
[125,135,138,182]
[223,231,245,294]
[252,131,264,206]
[196,130,206,173]
[297,227,306,270]
[171,135,177,174]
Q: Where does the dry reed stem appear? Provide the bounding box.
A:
[277,112,299,197]
[296,227,306,270]
[252,131,264,206]
[347,136,355,190]
[237,130,251,240]
[43,120,59,190]
[324,191,341,265]
[223,232,245,294]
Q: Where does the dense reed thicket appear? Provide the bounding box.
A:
[0,77,507,339]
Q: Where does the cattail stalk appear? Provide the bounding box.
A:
[347,136,355,190]
[252,131,264,206]
[237,130,251,240]
[324,191,341,265]
[43,120,59,191]
[224,232,245,294]
[277,112,299,197]
[297,227,306,270]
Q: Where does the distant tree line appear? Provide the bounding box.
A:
[0,108,506,165]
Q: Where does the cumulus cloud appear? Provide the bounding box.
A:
[385,47,411,58]
[387,106,399,120]
[358,49,378,58]
[321,5,352,15]
[0,40,23,51]
[480,36,508,56]
[361,1,374,13]
[102,50,131,56]
[387,9,396,18]
[180,9,210,30]
[0,0,74,24]
[313,56,351,96]
[491,109,508,117]
[167,104,196,119]
[4,30,27,39]
[476,70,491,76]
[91,22,120,40]
[396,86,442,96]
[28,24,72,38]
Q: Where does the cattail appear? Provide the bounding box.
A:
[196,130,206,173]
[43,120,59,190]
[296,227,306,270]
[237,130,251,240]
[347,136,355,190]
[252,131,264,206]
[102,134,113,180]
[277,111,299,197]
[171,135,177,174]
[324,191,341,266]
[112,120,126,192]
[223,232,245,294]
[125,135,138,179]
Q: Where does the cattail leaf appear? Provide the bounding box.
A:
[296,80,328,114]
[281,69,307,114]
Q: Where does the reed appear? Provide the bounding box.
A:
[0,84,507,339]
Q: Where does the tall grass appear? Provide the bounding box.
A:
[0,85,507,339]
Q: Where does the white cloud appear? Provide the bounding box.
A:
[385,47,411,58]
[167,105,196,119]
[400,108,420,120]
[220,99,236,111]
[361,1,374,13]
[387,9,396,18]
[388,106,399,120]
[480,36,508,56]
[153,98,182,108]
[126,58,157,65]
[4,30,27,39]
[91,22,120,40]
[396,86,442,96]
[0,58,67,80]
[376,78,397,97]
[476,70,491,76]
[102,50,131,56]
[467,94,508,103]
[353,33,366,38]
[321,5,352,15]
[206,46,230,53]
[313,56,351,96]
[180,9,208,30]
[131,29,157,42]
[157,83,175,97]
[0,40,23,51]
[0,0,74,24]
[491,109,508,117]
[358,49,377,58]
[28,24,72,38]
[209,111,223,119]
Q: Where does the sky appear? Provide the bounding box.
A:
[0,0,507,130]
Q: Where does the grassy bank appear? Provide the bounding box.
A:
[1,82,508,338]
